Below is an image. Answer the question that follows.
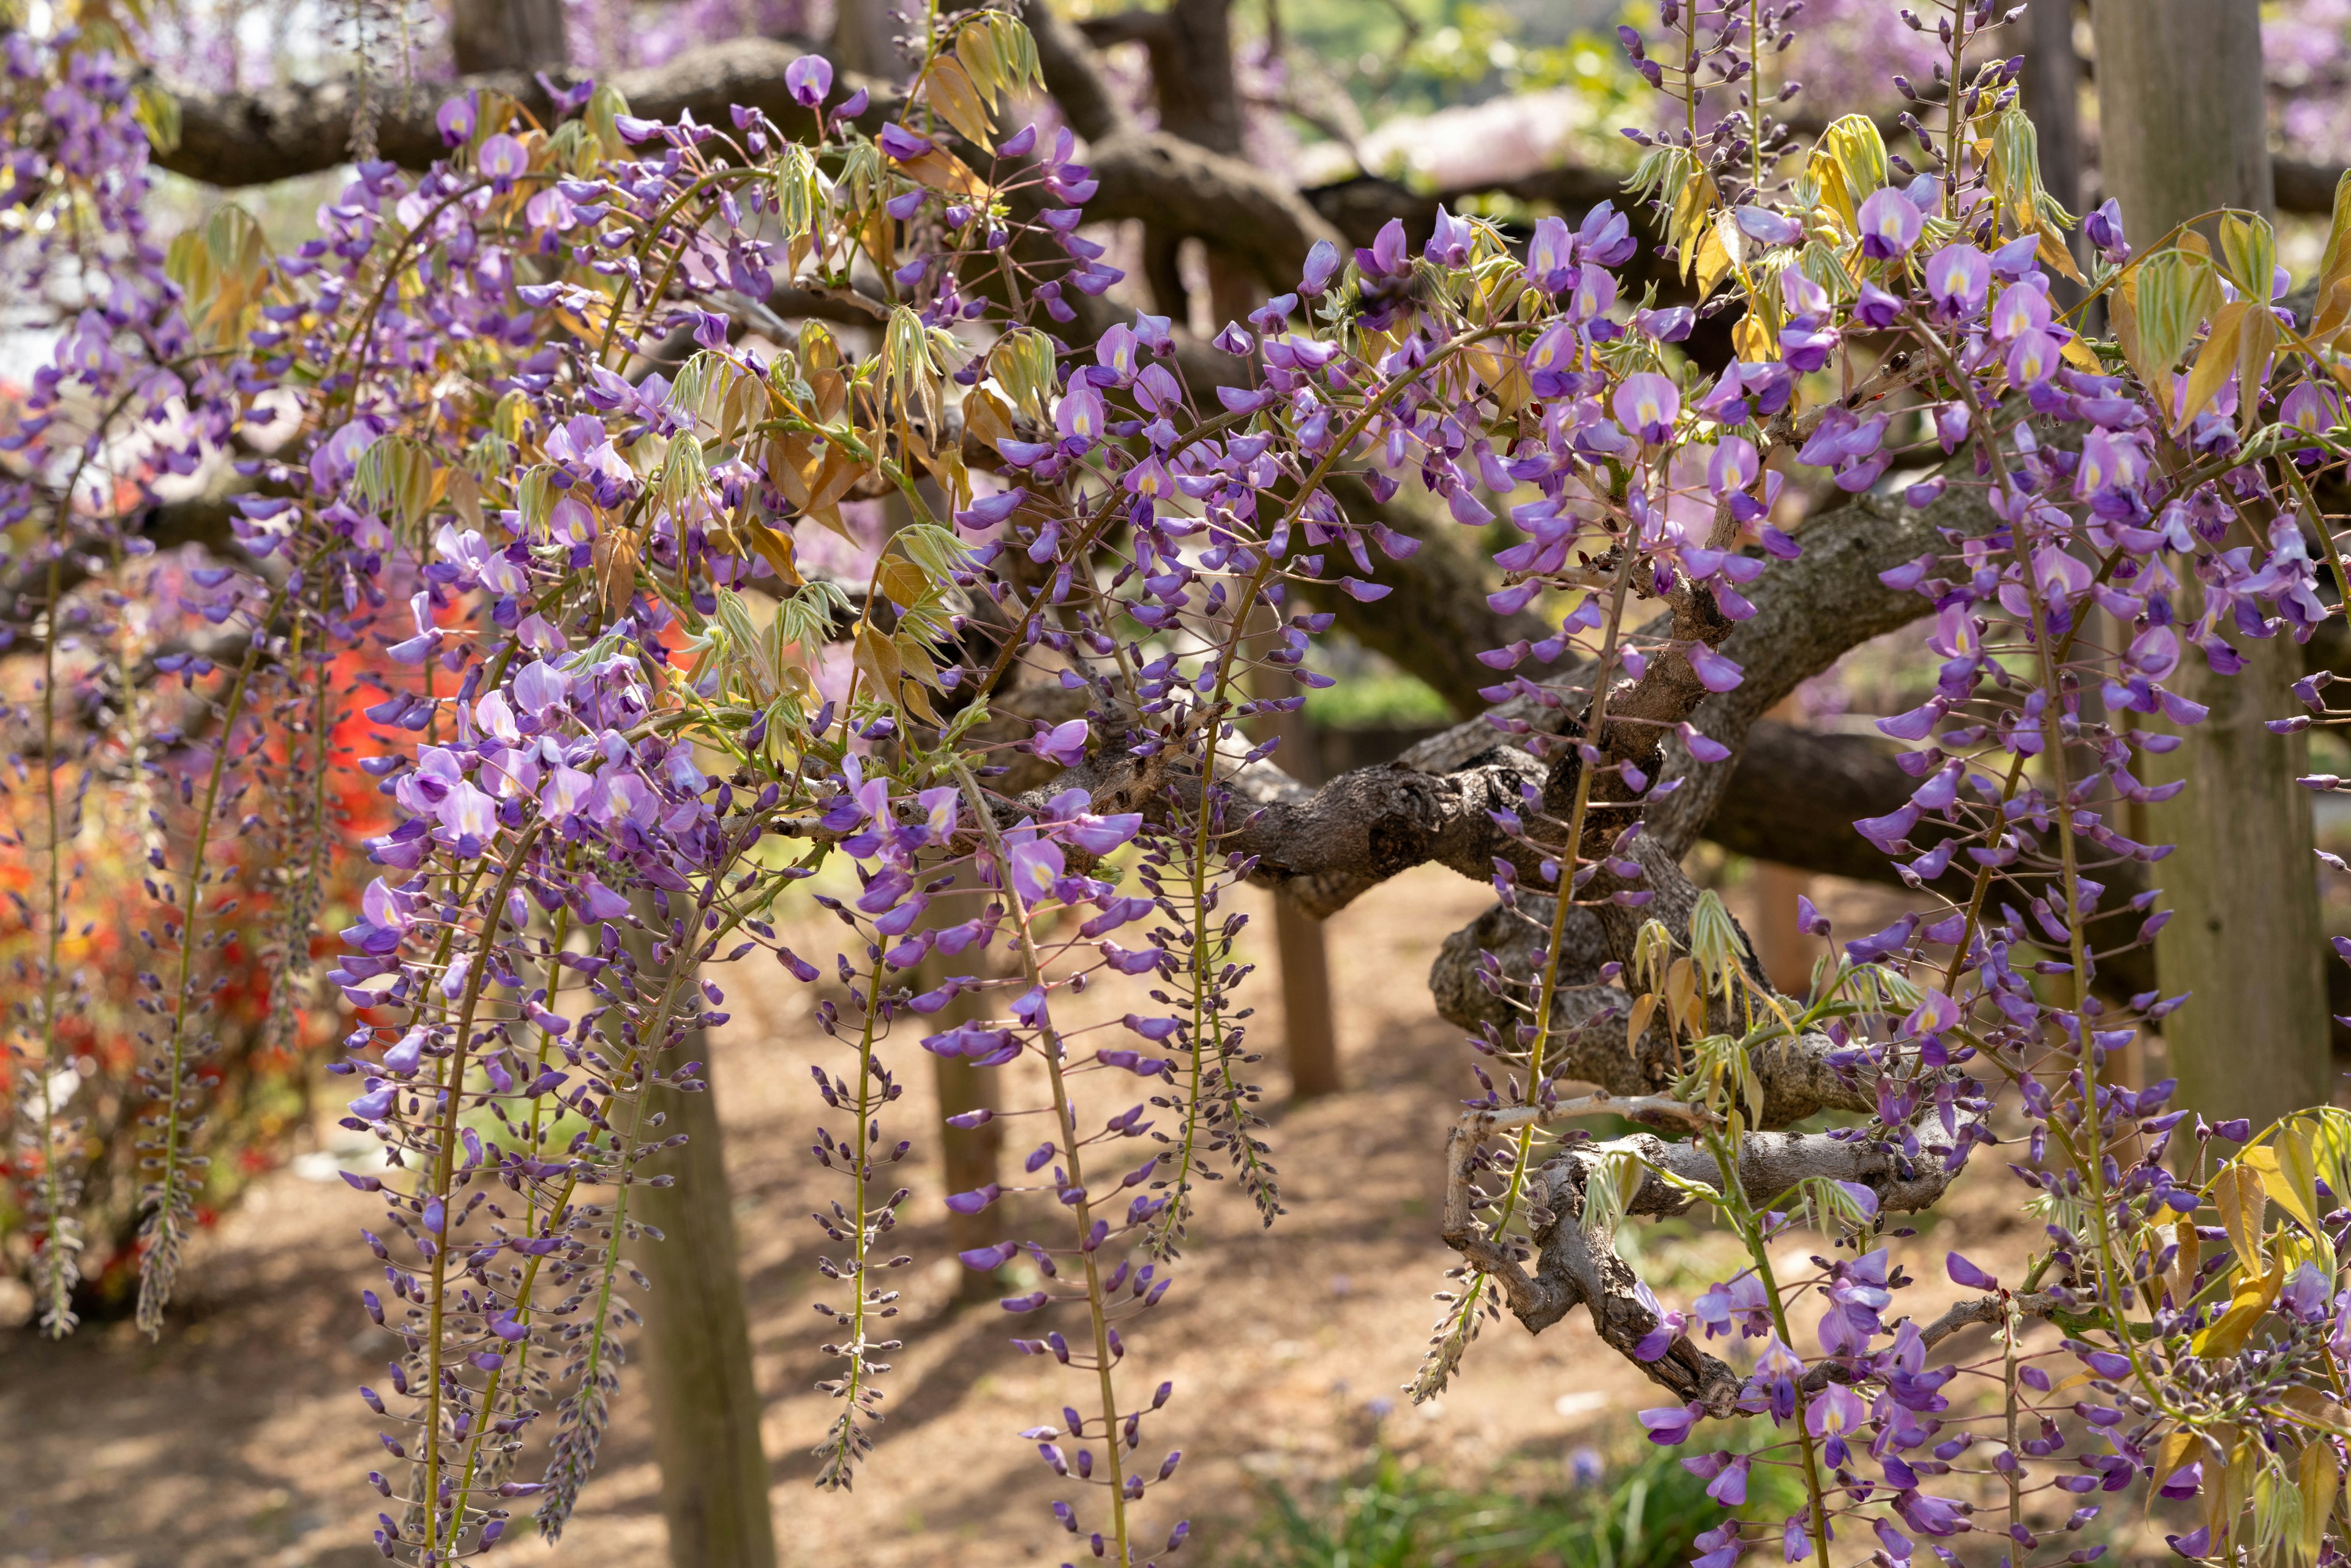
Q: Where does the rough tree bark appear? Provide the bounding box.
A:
[2022,0,2087,315]
[1079,0,1260,324]
[449,0,568,74]
[2091,0,2331,1130]
[830,0,906,83]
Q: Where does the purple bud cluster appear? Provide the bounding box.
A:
[13,4,2351,1567]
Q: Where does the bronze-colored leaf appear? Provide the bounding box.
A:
[877,555,930,609]
[1624,992,1658,1053]
[924,56,996,151]
[747,523,803,587]
[806,445,866,514]
[593,528,640,618]
[448,469,484,533]
[2237,304,2279,430]
[853,623,903,708]
[2175,298,2248,431]
[2211,1161,2268,1266]
[896,146,991,200]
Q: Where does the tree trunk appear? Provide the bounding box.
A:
[2022,0,2088,314]
[1133,0,1262,326]
[626,896,779,1568]
[831,0,907,82]
[2091,0,2331,1130]
[449,0,568,73]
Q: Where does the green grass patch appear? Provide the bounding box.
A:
[1225,1431,1805,1568]
[1303,670,1455,730]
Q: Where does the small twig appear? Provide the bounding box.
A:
[1913,1289,2064,1353]
[1459,1092,1714,1139]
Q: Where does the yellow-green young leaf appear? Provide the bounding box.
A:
[2192,1253,2284,1358]
[1801,144,1856,232]
[773,143,820,241]
[1581,1147,1648,1236]
[585,83,632,159]
[667,350,724,421]
[954,20,1006,100]
[924,55,996,149]
[1985,105,2074,232]
[1663,956,1701,1038]
[1669,171,1719,280]
[2257,1123,2325,1234]
[1797,239,1855,302]
[2219,211,2277,299]
[163,228,214,304]
[2257,1458,2303,1567]
[883,304,944,423]
[490,389,530,443]
[2176,299,2249,431]
[2151,1430,2206,1509]
[657,432,708,519]
[354,435,436,528]
[544,118,595,176]
[1629,917,1676,993]
[2170,1217,2200,1305]
[2313,1108,2351,1206]
[208,203,268,288]
[2210,1162,2268,1266]
[2283,1119,2328,1222]
[989,326,1059,421]
[2135,249,2221,370]
[1687,890,1744,1003]
[1626,145,1704,251]
[2208,1431,2253,1554]
[2297,1438,2341,1565]
[989,10,1042,91]
[132,81,181,154]
[713,585,763,655]
[516,465,559,537]
[2319,171,2351,301]
[1820,113,1889,206]
[897,521,974,583]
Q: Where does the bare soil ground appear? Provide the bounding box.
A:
[0,865,2086,1568]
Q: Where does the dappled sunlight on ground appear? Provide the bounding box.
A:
[0,862,2084,1567]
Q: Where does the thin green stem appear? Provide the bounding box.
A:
[951,757,1131,1563]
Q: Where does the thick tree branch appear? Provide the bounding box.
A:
[159,40,836,187]
[1444,1113,1976,1410]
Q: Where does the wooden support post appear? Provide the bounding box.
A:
[918,862,1006,1301]
[628,895,778,1568]
[1248,609,1342,1099]
[634,1057,780,1568]
[2092,0,2331,1129]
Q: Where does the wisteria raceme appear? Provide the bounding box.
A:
[19,1,2351,1564]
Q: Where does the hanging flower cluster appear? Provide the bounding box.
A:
[13,2,2351,1566]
